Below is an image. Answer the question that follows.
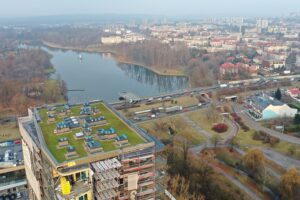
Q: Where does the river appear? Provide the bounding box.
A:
[43,47,189,103]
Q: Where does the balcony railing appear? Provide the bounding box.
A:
[0,179,27,191]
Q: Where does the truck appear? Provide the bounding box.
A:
[219,84,228,88]
[165,106,183,113]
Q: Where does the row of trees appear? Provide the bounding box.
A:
[165,140,300,200]
[114,40,191,70]
[0,49,53,82]
[114,41,228,87]
[0,48,67,114]
[166,142,252,200]
[36,27,102,48]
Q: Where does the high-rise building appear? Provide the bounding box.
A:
[256,19,269,29]
[18,100,156,200]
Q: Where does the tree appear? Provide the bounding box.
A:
[167,175,190,200]
[274,88,282,100]
[212,123,228,133]
[242,148,265,181]
[229,137,239,151]
[0,80,18,106]
[279,167,300,200]
[206,103,220,123]
[211,134,221,147]
[294,114,300,125]
[288,145,296,156]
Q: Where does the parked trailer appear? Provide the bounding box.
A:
[134,109,152,115]
[165,106,183,113]
[219,84,228,88]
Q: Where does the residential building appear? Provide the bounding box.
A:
[256,19,269,29]
[19,101,156,200]
[220,62,238,75]
[101,36,122,44]
[0,141,27,199]
[286,88,300,98]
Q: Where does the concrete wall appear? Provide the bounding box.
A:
[22,142,42,200]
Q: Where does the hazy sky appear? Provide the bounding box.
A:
[1,0,300,18]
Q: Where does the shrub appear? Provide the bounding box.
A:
[212,123,228,133]
[269,137,280,147]
[252,131,280,146]
[231,113,249,132]
[242,125,250,132]
[285,125,300,133]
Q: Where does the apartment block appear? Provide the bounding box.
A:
[18,101,156,200]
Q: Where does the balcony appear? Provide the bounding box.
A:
[123,163,154,173]
[95,179,119,193]
[57,180,92,199]
[0,179,27,191]
[137,188,155,197]
[139,172,154,180]
[139,181,154,188]
[95,188,117,200]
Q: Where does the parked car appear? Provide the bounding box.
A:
[14,140,21,145]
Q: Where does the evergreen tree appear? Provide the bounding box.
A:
[274,88,282,100]
[294,114,300,125]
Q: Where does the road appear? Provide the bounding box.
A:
[134,103,210,124]
[111,72,300,107]
[234,105,300,145]
[210,164,262,200]
[235,144,300,173]
[262,148,300,170]
[234,147,281,180]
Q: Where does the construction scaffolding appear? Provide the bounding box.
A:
[91,158,122,200]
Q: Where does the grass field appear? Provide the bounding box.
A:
[38,102,145,163]
[186,109,232,139]
[236,129,300,160]
[0,122,20,142]
[139,115,205,145]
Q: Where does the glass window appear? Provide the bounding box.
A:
[78,193,88,200]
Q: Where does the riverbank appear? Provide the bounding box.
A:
[43,41,188,77]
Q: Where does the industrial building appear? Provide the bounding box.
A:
[18,100,156,200]
[247,94,297,120]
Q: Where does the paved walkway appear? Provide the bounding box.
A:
[181,113,212,139]
[262,148,300,170]
[181,113,212,154]
[222,117,239,144]
[210,164,262,200]
[234,147,281,180]
[181,113,264,200]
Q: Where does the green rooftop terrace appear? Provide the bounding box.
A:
[38,102,145,163]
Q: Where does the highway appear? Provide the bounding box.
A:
[110,73,300,107]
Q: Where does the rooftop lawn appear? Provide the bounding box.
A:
[38,102,145,163]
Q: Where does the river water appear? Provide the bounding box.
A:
[43,47,189,103]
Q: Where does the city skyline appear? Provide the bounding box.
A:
[1,0,300,18]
